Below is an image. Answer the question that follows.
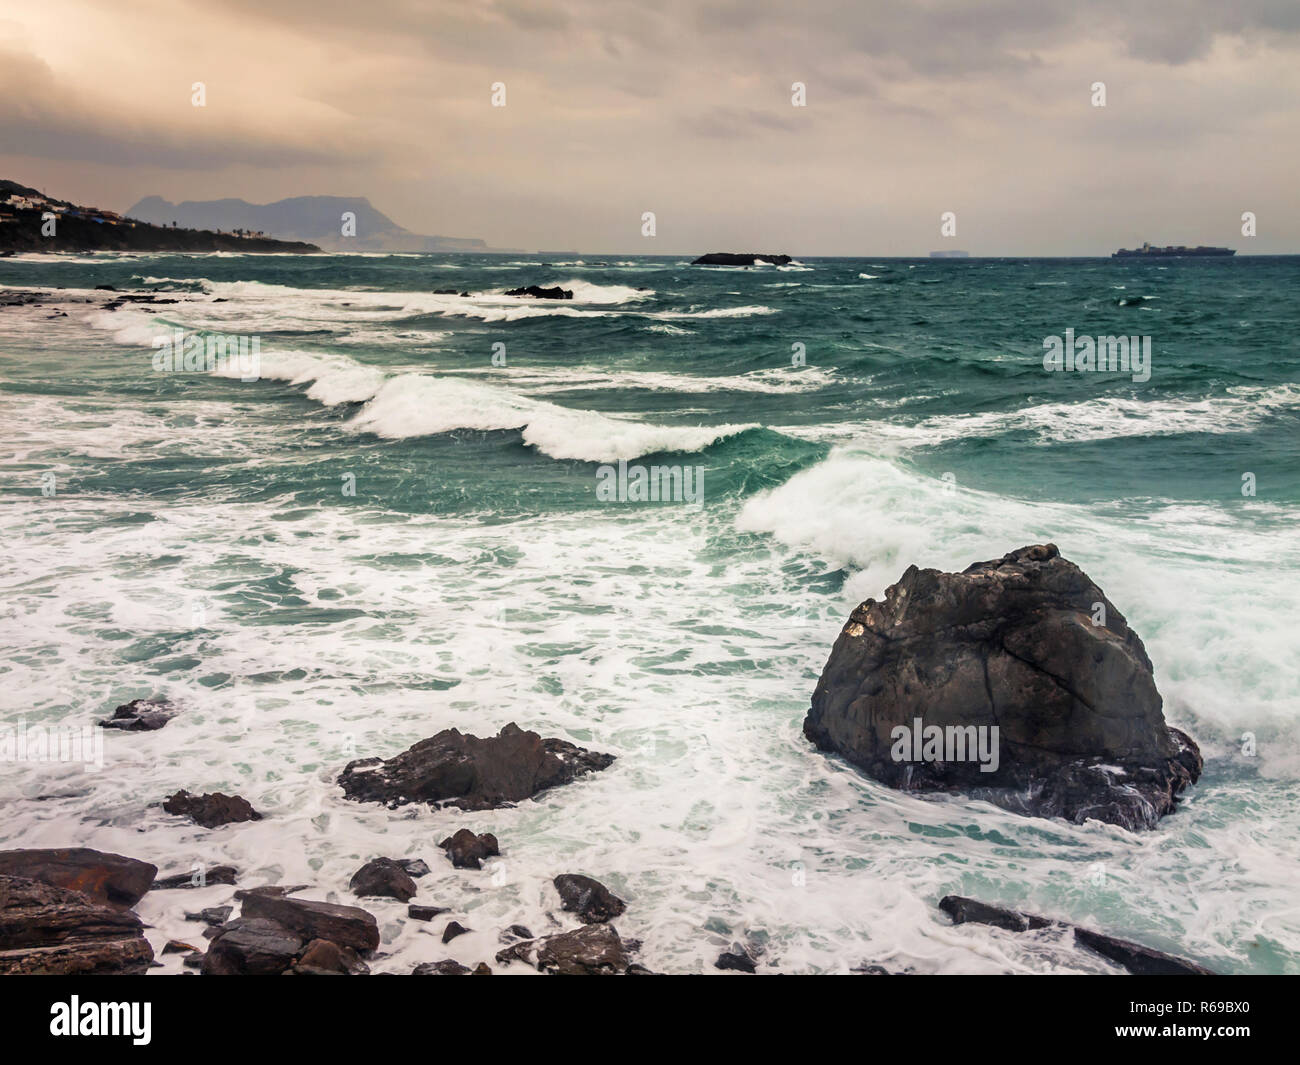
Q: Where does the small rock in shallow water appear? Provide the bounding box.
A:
[99,698,179,731]
[715,947,757,974]
[553,874,626,924]
[438,829,499,870]
[496,923,634,975]
[163,790,262,829]
[349,858,417,902]
[408,904,449,921]
[338,722,614,811]
[442,921,471,944]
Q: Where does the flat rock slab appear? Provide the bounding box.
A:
[939,895,1214,975]
[805,543,1202,830]
[238,893,380,953]
[163,790,262,828]
[0,848,156,907]
[0,875,153,975]
[338,722,614,811]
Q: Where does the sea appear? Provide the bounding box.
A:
[0,251,1297,974]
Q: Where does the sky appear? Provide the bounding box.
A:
[1,0,1297,255]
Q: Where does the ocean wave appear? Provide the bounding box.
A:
[737,449,1300,739]
[346,374,757,460]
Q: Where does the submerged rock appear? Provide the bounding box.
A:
[337,722,614,811]
[939,895,1214,974]
[495,923,634,975]
[438,829,499,870]
[804,544,1201,830]
[0,847,156,907]
[504,285,572,299]
[163,790,263,829]
[349,858,417,902]
[99,697,179,731]
[553,874,626,924]
[692,252,792,266]
[0,875,154,974]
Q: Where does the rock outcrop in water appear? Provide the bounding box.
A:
[804,544,1201,830]
[504,285,572,299]
[337,722,614,811]
[939,896,1214,974]
[163,790,263,828]
[692,252,792,266]
[99,697,179,731]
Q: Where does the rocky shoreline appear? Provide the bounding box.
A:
[2,546,1210,974]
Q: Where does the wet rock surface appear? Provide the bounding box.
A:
[495,923,635,975]
[99,698,180,731]
[349,858,418,902]
[553,874,626,924]
[939,895,1215,974]
[338,722,614,811]
[438,829,499,870]
[0,875,154,974]
[163,790,263,828]
[805,544,1202,830]
[0,847,156,907]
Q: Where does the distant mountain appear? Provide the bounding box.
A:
[0,179,318,255]
[124,194,487,253]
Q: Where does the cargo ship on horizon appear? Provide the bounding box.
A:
[1113,241,1235,258]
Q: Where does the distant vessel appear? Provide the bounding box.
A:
[1113,242,1235,258]
[929,250,970,258]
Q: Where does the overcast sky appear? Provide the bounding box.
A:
[2,0,1297,254]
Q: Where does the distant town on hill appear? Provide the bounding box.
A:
[0,180,318,254]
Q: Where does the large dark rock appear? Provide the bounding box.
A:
[201,918,303,975]
[692,253,792,266]
[99,698,179,731]
[504,285,572,299]
[0,848,156,907]
[0,875,154,974]
[495,923,634,975]
[438,829,499,870]
[338,722,614,811]
[553,874,626,924]
[939,895,1214,975]
[349,858,417,902]
[163,790,262,828]
[238,893,380,953]
[804,544,1201,830]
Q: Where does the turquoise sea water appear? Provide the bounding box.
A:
[1,252,1297,973]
